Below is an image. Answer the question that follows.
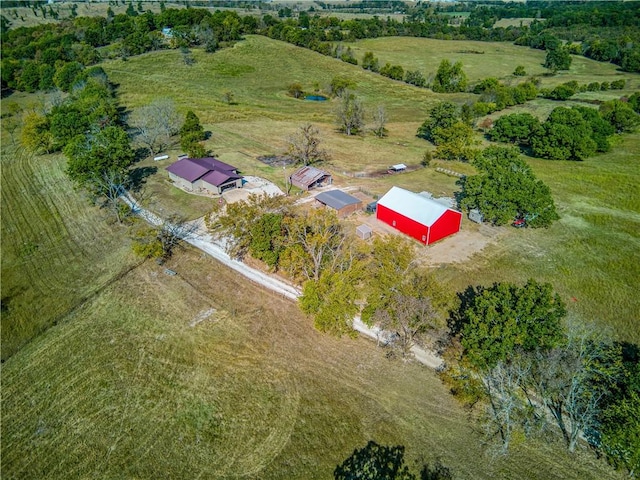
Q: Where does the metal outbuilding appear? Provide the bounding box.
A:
[388,163,407,173]
[356,224,373,240]
[376,186,462,245]
[315,190,363,218]
[289,166,332,191]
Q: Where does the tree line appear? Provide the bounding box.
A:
[1,8,250,92]
[4,1,638,96]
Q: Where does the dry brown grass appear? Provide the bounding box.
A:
[1,247,624,479]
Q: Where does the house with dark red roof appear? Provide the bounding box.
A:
[166,157,243,195]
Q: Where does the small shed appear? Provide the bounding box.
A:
[289,166,332,191]
[356,224,373,240]
[315,190,363,218]
[469,209,484,224]
[388,163,407,173]
[366,201,378,214]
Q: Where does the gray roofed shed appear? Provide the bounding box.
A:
[315,190,363,218]
[356,224,373,240]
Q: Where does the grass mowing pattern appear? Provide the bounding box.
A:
[1,250,622,479]
[0,146,138,360]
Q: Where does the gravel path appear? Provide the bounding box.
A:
[123,192,444,370]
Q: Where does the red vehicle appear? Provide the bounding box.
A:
[513,218,526,228]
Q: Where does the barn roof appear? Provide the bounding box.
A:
[201,169,241,187]
[315,190,361,210]
[290,166,330,186]
[377,186,457,226]
[166,157,239,184]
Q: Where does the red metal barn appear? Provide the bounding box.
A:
[376,187,462,245]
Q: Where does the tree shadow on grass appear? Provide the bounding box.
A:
[334,441,412,480]
[334,441,455,480]
[129,166,157,192]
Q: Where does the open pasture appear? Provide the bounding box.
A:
[349,37,634,88]
[1,248,622,479]
[104,35,639,343]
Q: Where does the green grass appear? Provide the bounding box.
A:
[1,248,623,479]
[439,133,640,343]
[0,144,139,360]
[103,36,455,212]
[2,35,638,478]
[102,35,640,344]
[349,37,635,88]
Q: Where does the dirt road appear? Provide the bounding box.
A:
[123,192,444,370]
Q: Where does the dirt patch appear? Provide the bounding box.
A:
[349,211,507,266]
[221,176,285,204]
[257,155,296,168]
[420,223,507,266]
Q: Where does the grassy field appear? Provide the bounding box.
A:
[103,35,460,216]
[349,37,634,88]
[439,132,640,343]
[1,33,638,479]
[102,35,639,344]
[0,118,139,360]
[1,247,623,479]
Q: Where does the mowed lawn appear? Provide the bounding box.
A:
[0,137,139,360]
[1,248,622,480]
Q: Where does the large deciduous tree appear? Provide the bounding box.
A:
[132,98,182,155]
[372,272,448,358]
[431,59,467,93]
[208,193,293,260]
[531,107,598,161]
[599,99,640,133]
[433,121,478,162]
[20,111,53,154]
[525,323,623,453]
[64,126,135,185]
[372,105,388,138]
[416,101,459,144]
[334,441,416,480]
[544,46,572,72]
[281,208,346,282]
[286,123,329,165]
[336,90,364,136]
[488,113,541,145]
[133,215,199,261]
[459,146,559,227]
[361,236,415,325]
[453,279,566,371]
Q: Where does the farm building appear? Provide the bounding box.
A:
[356,224,373,240]
[166,157,243,195]
[315,190,363,218]
[388,163,407,173]
[376,186,462,245]
[289,166,332,191]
